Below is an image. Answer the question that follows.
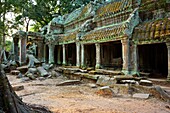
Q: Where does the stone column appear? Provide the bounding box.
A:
[166,43,170,81]
[13,38,19,62]
[37,41,44,62]
[95,43,101,69]
[81,44,84,67]
[20,37,27,64]
[48,44,55,64]
[43,45,46,63]
[76,42,80,67]
[130,42,139,75]
[62,44,66,65]
[121,39,130,75]
[57,46,61,65]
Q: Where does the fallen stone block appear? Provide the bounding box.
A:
[155,86,170,102]
[96,86,115,97]
[28,68,37,74]
[96,69,122,75]
[87,83,97,88]
[37,67,49,77]
[27,73,36,80]
[27,54,41,67]
[96,76,116,86]
[56,80,81,86]
[132,93,150,99]
[51,71,61,77]
[79,69,88,73]
[17,66,28,74]
[120,80,137,84]
[11,70,20,75]
[38,77,46,81]
[13,85,24,91]
[139,80,153,86]
[88,70,97,75]
[17,72,23,78]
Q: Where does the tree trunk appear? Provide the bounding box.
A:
[0,66,51,113]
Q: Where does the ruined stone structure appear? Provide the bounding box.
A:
[13,0,170,80]
[12,31,43,65]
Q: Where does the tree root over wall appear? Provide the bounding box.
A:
[0,69,52,113]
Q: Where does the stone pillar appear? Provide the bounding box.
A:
[13,38,19,62]
[81,44,84,67]
[166,43,170,81]
[37,41,44,62]
[130,42,139,75]
[20,37,27,64]
[57,46,61,65]
[121,39,130,75]
[76,42,80,67]
[48,44,55,64]
[95,43,101,69]
[62,44,66,65]
[43,45,46,63]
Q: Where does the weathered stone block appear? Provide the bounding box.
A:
[96,76,116,86]
[96,86,114,97]
[17,66,28,74]
[56,80,81,86]
[11,70,20,75]
[37,67,49,77]
[132,93,150,99]
[139,80,153,86]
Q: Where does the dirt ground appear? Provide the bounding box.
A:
[7,74,170,113]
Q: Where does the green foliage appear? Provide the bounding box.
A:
[59,0,92,15]
[5,40,12,52]
[29,23,41,32]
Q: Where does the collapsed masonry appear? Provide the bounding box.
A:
[12,0,170,81]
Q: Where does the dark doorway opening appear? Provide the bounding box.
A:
[101,41,122,70]
[84,44,96,68]
[66,43,76,66]
[138,43,168,78]
[45,45,49,63]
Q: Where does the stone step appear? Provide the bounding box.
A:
[17,66,28,74]
[96,69,123,75]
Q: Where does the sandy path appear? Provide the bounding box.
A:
[7,75,170,113]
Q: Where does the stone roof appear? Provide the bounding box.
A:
[12,30,27,38]
[133,18,170,42]
[95,0,133,19]
[82,23,127,43]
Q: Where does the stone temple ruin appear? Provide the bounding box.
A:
[11,0,170,81]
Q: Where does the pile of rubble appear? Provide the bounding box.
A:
[2,54,61,82]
